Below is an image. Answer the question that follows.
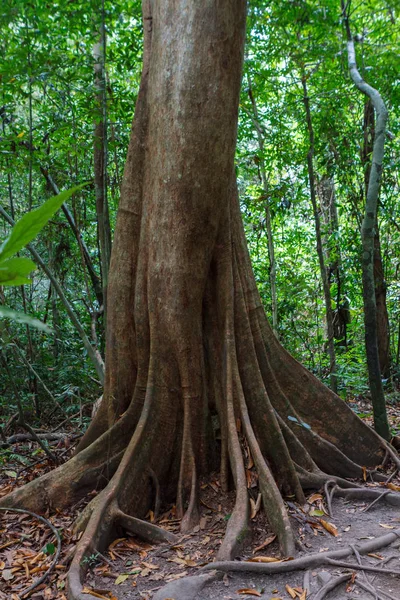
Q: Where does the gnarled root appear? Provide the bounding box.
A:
[202,528,400,574]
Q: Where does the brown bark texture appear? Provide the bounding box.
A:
[1,2,398,599]
[363,100,391,379]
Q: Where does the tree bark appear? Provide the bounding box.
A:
[342,2,390,439]
[0,3,397,599]
[93,7,112,323]
[362,100,391,379]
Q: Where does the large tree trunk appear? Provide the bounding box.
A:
[1,3,397,599]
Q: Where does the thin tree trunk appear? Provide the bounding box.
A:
[93,5,112,322]
[40,167,103,308]
[342,2,390,440]
[317,176,348,346]
[301,74,338,393]
[247,76,278,336]
[362,100,391,379]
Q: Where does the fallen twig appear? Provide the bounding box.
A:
[363,490,391,512]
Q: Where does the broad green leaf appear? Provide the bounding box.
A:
[0,306,52,332]
[0,183,87,262]
[0,257,36,285]
[0,275,32,286]
[43,542,56,555]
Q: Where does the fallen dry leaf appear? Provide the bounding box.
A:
[379,523,395,529]
[250,494,262,519]
[81,587,117,600]
[285,584,297,598]
[307,493,323,504]
[387,483,400,492]
[108,538,126,550]
[319,519,338,536]
[141,561,159,570]
[237,589,262,597]
[247,556,282,563]
[115,573,129,584]
[253,534,276,553]
[165,570,188,581]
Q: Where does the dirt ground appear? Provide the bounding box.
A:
[1,392,400,600]
[82,490,400,600]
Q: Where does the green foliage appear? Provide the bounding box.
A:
[0,185,86,264]
[0,185,87,331]
[0,0,399,431]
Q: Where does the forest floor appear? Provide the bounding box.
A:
[1,394,400,600]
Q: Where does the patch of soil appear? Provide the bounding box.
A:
[1,424,400,600]
[83,482,400,600]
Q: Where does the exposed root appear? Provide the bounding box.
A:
[295,463,361,490]
[332,486,400,507]
[115,509,177,543]
[325,558,400,576]
[202,528,400,573]
[314,574,352,600]
[216,324,249,560]
[356,579,390,600]
[152,571,220,600]
[323,479,335,516]
[236,370,296,556]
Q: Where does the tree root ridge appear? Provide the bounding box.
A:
[152,571,220,600]
[202,528,400,574]
[314,574,352,600]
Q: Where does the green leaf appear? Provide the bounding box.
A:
[5,470,17,478]
[0,306,52,332]
[0,257,36,285]
[43,542,56,555]
[0,184,87,262]
[115,574,129,584]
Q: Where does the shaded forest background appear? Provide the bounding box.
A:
[0,0,399,434]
